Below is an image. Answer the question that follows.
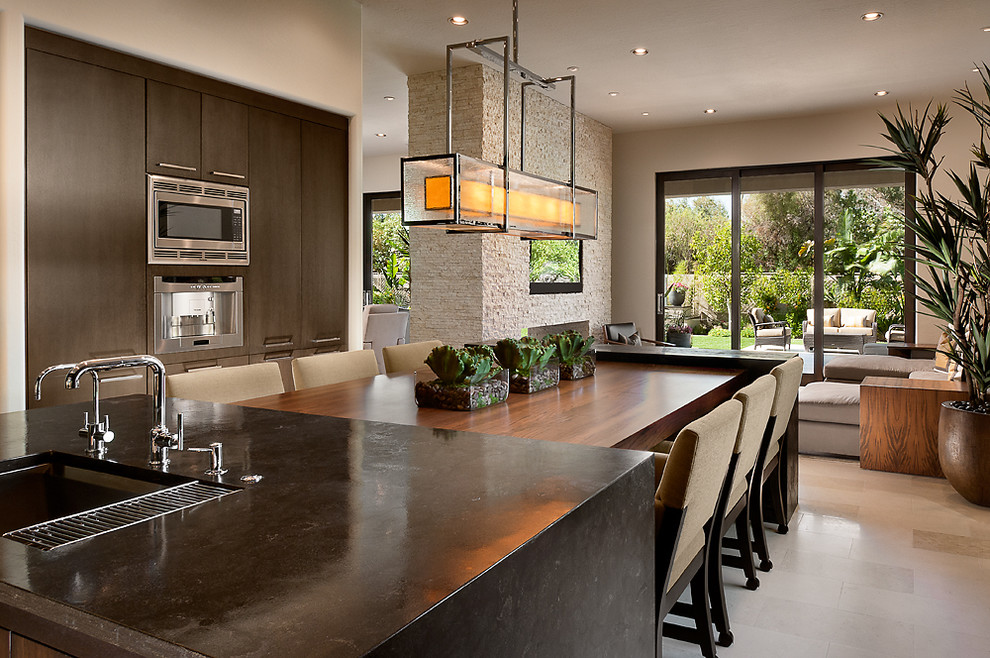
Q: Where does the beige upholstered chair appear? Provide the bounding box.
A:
[291,350,380,391]
[708,374,777,647]
[655,398,742,658]
[382,340,443,374]
[166,362,284,404]
[751,356,803,572]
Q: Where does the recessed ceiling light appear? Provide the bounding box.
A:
[874,90,889,96]
[384,96,395,101]
[608,91,619,96]
[973,67,981,72]
[449,16,468,26]
[567,66,579,72]
[861,11,883,21]
[704,108,717,114]
[983,26,990,32]
[641,112,650,116]
[375,133,387,138]
[631,47,649,56]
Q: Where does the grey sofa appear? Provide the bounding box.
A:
[798,354,939,457]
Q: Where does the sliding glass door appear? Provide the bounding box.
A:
[657,161,909,379]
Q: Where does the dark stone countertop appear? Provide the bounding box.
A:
[0,396,653,657]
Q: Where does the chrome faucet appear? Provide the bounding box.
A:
[36,363,114,458]
[64,355,183,467]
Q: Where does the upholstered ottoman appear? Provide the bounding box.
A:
[798,381,861,457]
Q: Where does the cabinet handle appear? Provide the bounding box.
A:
[311,337,341,344]
[210,171,246,180]
[264,341,294,348]
[263,351,293,361]
[157,162,197,172]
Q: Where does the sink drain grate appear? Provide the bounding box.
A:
[3,481,237,550]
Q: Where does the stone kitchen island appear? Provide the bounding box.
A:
[0,396,654,657]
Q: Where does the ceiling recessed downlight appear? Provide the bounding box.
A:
[631,48,649,56]
[874,90,889,96]
[641,112,650,116]
[983,26,990,32]
[861,12,883,21]
[567,66,579,72]
[449,16,468,26]
[704,108,717,114]
[608,91,619,96]
[375,133,387,138]
[384,96,395,101]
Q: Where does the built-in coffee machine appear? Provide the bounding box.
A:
[153,276,243,354]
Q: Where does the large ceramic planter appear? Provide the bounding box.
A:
[415,369,509,411]
[665,331,692,348]
[559,354,596,381]
[510,359,560,394]
[938,402,990,507]
[667,289,686,306]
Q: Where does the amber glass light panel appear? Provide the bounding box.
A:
[402,154,598,239]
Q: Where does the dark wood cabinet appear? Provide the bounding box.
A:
[247,108,302,353]
[300,121,348,353]
[10,634,69,658]
[146,80,201,177]
[26,50,147,409]
[201,94,249,184]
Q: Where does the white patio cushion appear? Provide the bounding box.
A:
[836,327,875,336]
[841,308,877,327]
[756,327,786,337]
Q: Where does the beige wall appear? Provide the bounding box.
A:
[406,64,612,346]
[612,97,979,343]
[364,153,401,193]
[0,0,363,412]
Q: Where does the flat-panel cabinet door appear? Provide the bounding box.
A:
[300,121,347,352]
[202,95,249,185]
[146,80,201,177]
[26,50,147,409]
[11,633,70,657]
[247,108,301,353]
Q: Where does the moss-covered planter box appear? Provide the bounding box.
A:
[414,368,509,411]
[559,354,596,381]
[510,359,560,394]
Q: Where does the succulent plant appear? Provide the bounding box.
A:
[494,337,556,376]
[425,344,499,386]
[545,330,595,366]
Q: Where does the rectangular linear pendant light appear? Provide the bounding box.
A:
[401,14,598,240]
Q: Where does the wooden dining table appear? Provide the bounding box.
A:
[239,360,746,452]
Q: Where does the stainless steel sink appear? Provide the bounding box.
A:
[0,451,238,550]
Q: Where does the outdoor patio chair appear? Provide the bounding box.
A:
[748,308,792,350]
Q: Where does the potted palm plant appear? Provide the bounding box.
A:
[415,345,509,411]
[874,64,990,506]
[494,337,559,393]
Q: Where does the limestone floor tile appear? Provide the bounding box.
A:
[825,643,901,658]
[798,500,862,520]
[801,472,866,492]
[913,528,990,559]
[778,549,915,593]
[913,624,990,657]
[753,598,915,656]
[778,524,853,559]
[662,623,829,658]
[796,513,866,541]
[838,581,990,640]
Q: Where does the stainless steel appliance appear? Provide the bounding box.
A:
[148,175,249,265]
[154,276,243,354]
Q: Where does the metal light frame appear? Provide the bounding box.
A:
[401,4,598,240]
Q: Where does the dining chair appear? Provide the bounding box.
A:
[382,340,443,374]
[751,356,803,572]
[363,311,409,373]
[166,362,284,403]
[707,374,777,647]
[655,398,742,658]
[291,350,380,391]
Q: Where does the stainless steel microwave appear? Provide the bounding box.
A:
[148,174,249,265]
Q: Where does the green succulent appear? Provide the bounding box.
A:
[494,337,556,376]
[546,330,595,366]
[425,344,499,386]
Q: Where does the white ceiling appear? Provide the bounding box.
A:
[361,0,990,158]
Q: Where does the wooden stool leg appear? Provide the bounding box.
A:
[750,478,773,572]
[691,561,719,658]
[734,504,760,590]
[768,465,788,534]
[707,524,733,647]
